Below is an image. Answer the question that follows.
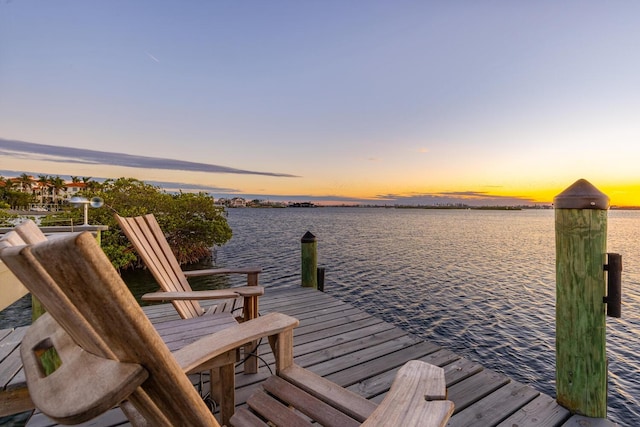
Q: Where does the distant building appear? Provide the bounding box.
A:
[288,202,316,208]
[62,182,87,199]
[213,197,247,208]
[1,175,89,209]
[230,197,246,208]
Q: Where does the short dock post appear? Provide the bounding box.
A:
[301,231,317,288]
[554,178,609,417]
[317,266,325,292]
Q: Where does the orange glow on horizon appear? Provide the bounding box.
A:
[3,156,639,207]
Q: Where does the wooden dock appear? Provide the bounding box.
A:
[5,286,618,426]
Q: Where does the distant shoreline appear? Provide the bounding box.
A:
[395,205,524,210]
[5,205,639,216]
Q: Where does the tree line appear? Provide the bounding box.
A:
[2,177,232,271]
[0,173,102,209]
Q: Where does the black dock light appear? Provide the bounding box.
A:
[604,252,622,318]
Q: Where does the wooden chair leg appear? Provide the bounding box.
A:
[243,296,259,374]
[218,363,236,427]
[209,368,221,401]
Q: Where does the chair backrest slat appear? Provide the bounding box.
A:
[0,232,219,426]
[14,219,48,244]
[123,216,178,287]
[139,215,190,291]
[116,214,202,319]
[0,230,26,249]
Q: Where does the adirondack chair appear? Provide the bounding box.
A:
[0,223,241,425]
[115,213,263,373]
[1,232,455,427]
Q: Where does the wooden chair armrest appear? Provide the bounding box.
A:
[279,364,378,422]
[141,286,264,301]
[20,314,149,425]
[361,360,454,427]
[226,286,264,297]
[183,266,262,277]
[173,312,299,374]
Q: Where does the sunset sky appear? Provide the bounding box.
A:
[1,1,639,206]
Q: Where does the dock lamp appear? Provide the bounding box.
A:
[70,196,104,226]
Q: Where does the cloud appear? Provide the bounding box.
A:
[0,138,298,177]
[375,190,540,206]
[138,179,241,193]
[145,51,160,63]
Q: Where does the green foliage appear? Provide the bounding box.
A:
[0,210,18,226]
[0,188,34,210]
[39,210,82,226]
[76,178,232,270]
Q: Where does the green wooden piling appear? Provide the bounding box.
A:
[301,231,317,288]
[554,179,609,417]
[31,297,46,323]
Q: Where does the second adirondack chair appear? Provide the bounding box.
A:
[115,213,263,373]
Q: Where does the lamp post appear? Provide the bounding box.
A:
[70,196,104,226]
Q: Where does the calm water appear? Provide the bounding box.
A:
[1,208,638,425]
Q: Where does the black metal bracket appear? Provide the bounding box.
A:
[603,253,622,318]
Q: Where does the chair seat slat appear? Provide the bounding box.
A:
[246,390,312,427]
[262,375,360,427]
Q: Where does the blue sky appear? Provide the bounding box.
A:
[1,1,640,205]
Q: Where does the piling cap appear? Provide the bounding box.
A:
[301,231,316,243]
[553,179,609,210]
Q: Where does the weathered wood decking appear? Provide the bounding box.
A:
[0,325,31,417]
[5,286,617,426]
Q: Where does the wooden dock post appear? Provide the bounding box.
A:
[554,178,609,418]
[301,231,317,288]
[317,266,325,292]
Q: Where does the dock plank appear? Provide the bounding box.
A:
[346,349,461,398]
[323,341,441,387]
[442,357,485,386]
[447,380,539,426]
[293,322,399,356]
[0,329,12,342]
[563,415,620,427]
[497,393,571,427]
[0,347,24,388]
[11,286,613,427]
[296,328,411,368]
[447,369,511,414]
[0,326,32,417]
[0,327,26,368]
